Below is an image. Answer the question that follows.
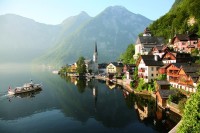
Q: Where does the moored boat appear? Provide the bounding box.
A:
[8,80,42,95]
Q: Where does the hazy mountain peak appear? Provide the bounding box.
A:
[102,5,133,16]
[0,13,36,23]
[79,11,90,17]
[105,5,128,11]
[61,11,91,25]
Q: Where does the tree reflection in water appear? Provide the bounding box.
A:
[76,77,86,93]
[60,76,181,132]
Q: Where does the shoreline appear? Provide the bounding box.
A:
[95,75,182,116]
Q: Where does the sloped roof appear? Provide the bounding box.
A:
[171,33,198,43]
[162,51,192,63]
[156,80,170,85]
[154,45,165,51]
[84,59,92,64]
[175,34,188,41]
[110,62,124,67]
[98,63,108,69]
[181,64,200,83]
[158,89,176,99]
[127,64,136,67]
[172,63,189,68]
[137,36,164,45]
[141,55,164,66]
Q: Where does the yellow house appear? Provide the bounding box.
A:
[69,63,77,72]
[106,62,123,75]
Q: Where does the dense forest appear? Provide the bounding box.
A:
[149,0,200,41]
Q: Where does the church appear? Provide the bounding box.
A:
[84,42,98,74]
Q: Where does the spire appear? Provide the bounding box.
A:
[95,41,97,53]
[93,41,98,63]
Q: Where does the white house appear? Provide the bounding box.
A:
[138,55,164,83]
[134,28,164,59]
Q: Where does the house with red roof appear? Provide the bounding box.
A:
[171,33,198,53]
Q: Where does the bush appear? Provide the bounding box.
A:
[178,91,200,133]
[130,81,134,88]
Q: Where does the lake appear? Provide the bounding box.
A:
[0,64,181,133]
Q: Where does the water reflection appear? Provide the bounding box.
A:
[0,67,181,133]
[8,89,42,101]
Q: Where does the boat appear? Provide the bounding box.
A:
[8,80,42,95]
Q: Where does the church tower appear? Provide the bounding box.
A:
[93,42,98,63]
[93,42,98,73]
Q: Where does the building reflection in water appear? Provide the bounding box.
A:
[134,102,148,121]
[93,86,98,112]
[70,76,78,85]
[122,91,181,132]
[106,80,116,89]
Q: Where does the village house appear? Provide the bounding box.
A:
[165,63,187,87]
[151,45,168,58]
[155,80,176,108]
[156,89,176,107]
[98,63,108,74]
[134,28,164,59]
[161,63,200,93]
[137,55,164,83]
[161,51,192,64]
[123,64,136,79]
[155,80,170,91]
[171,33,198,53]
[177,64,200,93]
[106,62,124,76]
[68,63,77,73]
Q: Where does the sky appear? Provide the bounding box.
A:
[0,0,175,25]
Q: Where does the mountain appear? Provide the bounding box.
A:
[0,14,60,63]
[0,6,152,66]
[149,0,200,41]
[37,6,152,66]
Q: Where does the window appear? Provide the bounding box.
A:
[151,67,154,71]
[151,74,154,77]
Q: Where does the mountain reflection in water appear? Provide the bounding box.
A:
[0,67,181,133]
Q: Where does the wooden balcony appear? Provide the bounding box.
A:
[169,79,179,83]
[179,80,193,86]
[167,72,179,77]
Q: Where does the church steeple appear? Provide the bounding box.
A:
[93,42,98,63]
[95,41,97,53]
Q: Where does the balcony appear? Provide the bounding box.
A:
[138,68,145,72]
[167,72,179,77]
[169,77,179,83]
[178,79,193,86]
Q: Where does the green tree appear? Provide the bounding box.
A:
[177,89,200,133]
[76,56,86,75]
[157,74,167,80]
[120,44,135,64]
[149,0,200,39]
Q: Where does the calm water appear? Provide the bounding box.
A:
[0,64,181,133]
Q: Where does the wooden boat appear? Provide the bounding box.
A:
[8,80,42,95]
